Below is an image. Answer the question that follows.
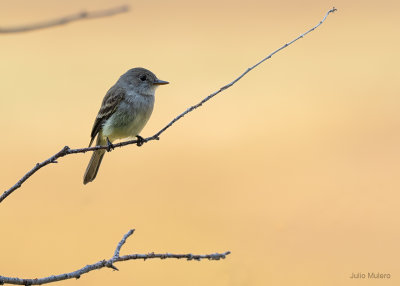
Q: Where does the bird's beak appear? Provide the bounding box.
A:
[154,79,169,85]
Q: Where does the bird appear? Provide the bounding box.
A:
[83,67,168,184]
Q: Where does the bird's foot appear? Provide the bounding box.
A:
[136,135,145,147]
[106,137,114,152]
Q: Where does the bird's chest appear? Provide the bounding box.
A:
[105,93,154,139]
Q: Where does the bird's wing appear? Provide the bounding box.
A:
[88,86,126,147]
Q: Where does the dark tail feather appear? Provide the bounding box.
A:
[83,135,106,184]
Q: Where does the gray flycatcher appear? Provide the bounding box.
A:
[83,67,168,184]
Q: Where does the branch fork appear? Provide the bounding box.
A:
[0,229,230,285]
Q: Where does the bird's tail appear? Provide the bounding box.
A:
[83,135,106,185]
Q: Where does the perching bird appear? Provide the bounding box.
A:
[83,68,168,184]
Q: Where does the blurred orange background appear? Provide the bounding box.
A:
[1,0,399,285]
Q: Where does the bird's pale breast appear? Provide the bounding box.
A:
[101,91,154,141]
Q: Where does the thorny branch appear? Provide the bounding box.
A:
[0,7,337,204]
[0,5,129,34]
[0,229,230,285]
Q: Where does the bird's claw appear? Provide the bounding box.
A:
[106,137,114,152]
[136,135,145,147]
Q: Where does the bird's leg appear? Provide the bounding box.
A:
[106,137,114,152]
[136,135,145,147]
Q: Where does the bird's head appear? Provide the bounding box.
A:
[121,67,169,95]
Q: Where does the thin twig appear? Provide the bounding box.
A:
[0,7,337,204]
[113,229,134,259]
[0,5,129,34]
[0,229,230,285]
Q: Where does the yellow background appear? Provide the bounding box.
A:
[1,0,399,285]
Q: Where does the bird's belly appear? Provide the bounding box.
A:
[102,100,153,141]
[123,112,149,136]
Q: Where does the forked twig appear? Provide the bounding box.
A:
[0,229,230,285]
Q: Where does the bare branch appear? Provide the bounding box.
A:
[0,5,129,34]
[113,229,134,259]
[0,229,230,285]
[0,8,337,204]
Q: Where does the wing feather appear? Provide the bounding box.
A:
[88,86,126,147]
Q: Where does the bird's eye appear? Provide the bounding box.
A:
[140,75,147,81]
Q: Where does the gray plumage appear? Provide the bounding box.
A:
[84,68,168,184]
